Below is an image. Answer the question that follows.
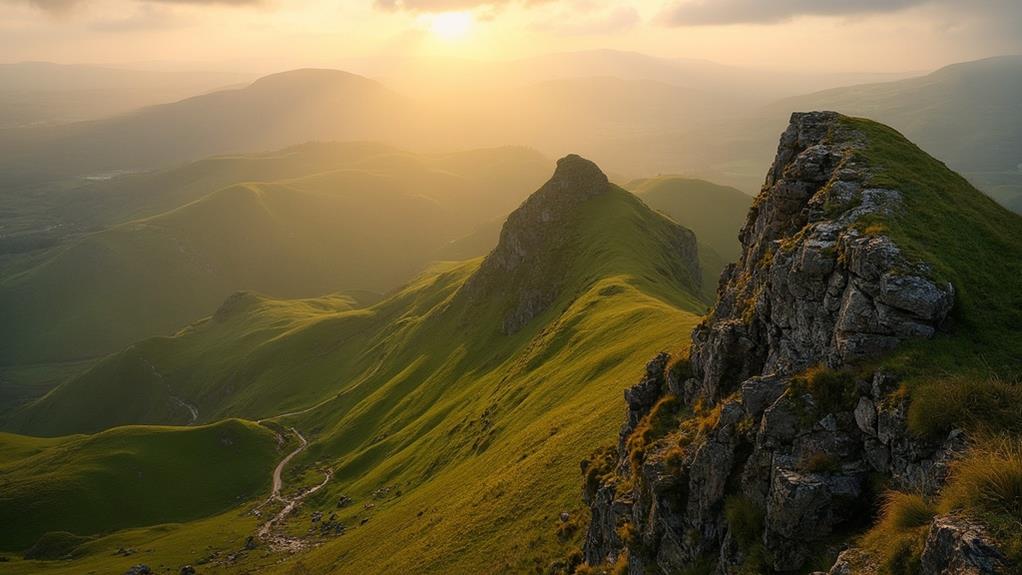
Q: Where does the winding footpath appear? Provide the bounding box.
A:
[256,426,333,552]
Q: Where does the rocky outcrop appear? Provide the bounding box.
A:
[579,113,975,574]
[461,154,610,334]
[920,514,1006,575]
[688,111,953,402]
[818,515,1007,575]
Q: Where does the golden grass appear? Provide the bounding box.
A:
[906,374,1022,439]
[861,492,935,575]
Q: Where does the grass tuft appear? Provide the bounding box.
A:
[724,495,765,548]
[940,437,1022,559]
[906,374,1022,439]
[861,492,935,575]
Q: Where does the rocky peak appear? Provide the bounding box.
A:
[578,113,979,575]
[689,111,953,402]
[461,154,613,334]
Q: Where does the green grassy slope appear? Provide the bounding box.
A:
[626,176,752,262]
[811,117,1022,573]
[9,174,707,433]
[0,419,279,551]
[843,117,1022,377]
[3,157,710,574]
[7,293,367,434]
[0,144,551,369]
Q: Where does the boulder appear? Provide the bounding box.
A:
[920,514,1005,575]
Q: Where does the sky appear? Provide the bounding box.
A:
[1,0,1021,73]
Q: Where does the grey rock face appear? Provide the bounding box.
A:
[624,353,670,435]
[824,548,880,575]
[764,466,863,570]
[464,154,610,334]
[579,113,977,575]
[689,111,953,402]
[920,514,1006,575]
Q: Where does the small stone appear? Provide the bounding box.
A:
[739,375,787,417]
[854,397,877,436]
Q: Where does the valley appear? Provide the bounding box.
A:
[0,153,715,573]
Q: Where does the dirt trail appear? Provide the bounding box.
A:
[256,426,332,552]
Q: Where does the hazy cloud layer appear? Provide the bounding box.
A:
[659,0,928,25]
[534,2,639,35]
[375,0,552,13]
[5,0,260,15]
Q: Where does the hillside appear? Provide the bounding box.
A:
[578,112,1022,574]
[0,144,551,372]
[0,154,712,575]
[627,176,752,262]
[774,55,1022,211]
[0,419,279,551]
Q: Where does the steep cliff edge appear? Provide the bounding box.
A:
[688,111,954,402]
[577,113,1022,575]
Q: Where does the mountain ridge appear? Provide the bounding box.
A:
[579,112,1022,574]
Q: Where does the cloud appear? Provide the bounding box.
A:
[374,0,552,14]
[5,0,80,13]
[89,4,188,31]
[658,0,928,26]
[4,0,261,16]
[534,2,639,35]
[147,0,261,5]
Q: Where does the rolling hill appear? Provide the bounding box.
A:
[0,419,279,550]
[626,176,752,262]
[0,144,551,372]
[1,154,711,574]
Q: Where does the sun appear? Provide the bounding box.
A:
[427,12,474,41]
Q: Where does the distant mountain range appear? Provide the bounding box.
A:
[2,53,1019,212]
[0,61,251,128]
[0,69,408,182]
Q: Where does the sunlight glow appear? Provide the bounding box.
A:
[427,12,474,41]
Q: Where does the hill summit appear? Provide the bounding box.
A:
[464,153,700,333]
[690,110,956,401]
